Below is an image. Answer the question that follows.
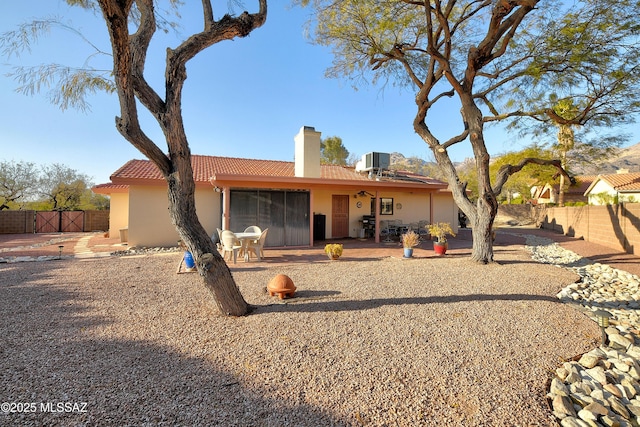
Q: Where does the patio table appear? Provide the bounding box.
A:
[234,232,261,261]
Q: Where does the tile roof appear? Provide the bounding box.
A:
[109,156,295,182]
[566,175,597,194]
[533,175,595,199]
[91,183,129,194]
[106,155,447,188]
[599,172,640,191]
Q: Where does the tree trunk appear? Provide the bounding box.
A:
[415,93,499,263]
[92,0,266,316]
[558,172,566,207]
[463,99,498,264]
[556,124,573,207]
[557,147,568,206]
[470,196,496,264]
[167,174,249,316]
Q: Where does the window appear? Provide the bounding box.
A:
[380,198,394,215]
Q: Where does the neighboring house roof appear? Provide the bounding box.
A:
[532,175,595,200]
[94,155,448,193]
[566,175,597,195]
[584,172,640,195]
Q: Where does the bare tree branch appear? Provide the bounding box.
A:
[492,157,574,196]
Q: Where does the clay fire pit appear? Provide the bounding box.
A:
[267,274,296,299]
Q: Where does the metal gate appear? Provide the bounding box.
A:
[35,211,84,233]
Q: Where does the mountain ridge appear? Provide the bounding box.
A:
[387,142,640,177]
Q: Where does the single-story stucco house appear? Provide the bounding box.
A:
[584,171,640,205]
[93,126,458,248]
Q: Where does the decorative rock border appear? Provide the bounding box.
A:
[0,255,74,263]
[524,235,640,426]
[0,245,181,263]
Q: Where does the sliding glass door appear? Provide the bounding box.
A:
[229,190,310,247]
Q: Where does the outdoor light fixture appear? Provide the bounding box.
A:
[58,245,64,260]
[356,190,374,198]
[594,309,612,346]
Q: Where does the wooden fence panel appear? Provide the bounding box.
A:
[1,210,109,234]
[61,211,84,232]
[35,211,59,233]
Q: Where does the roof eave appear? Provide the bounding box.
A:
[210,173,448,191]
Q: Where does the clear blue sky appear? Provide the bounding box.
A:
[1,1,638,186]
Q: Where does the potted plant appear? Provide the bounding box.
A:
[427,222,456,255]
[324,243,343,260]
[401,230,420,258]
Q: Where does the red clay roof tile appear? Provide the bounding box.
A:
[566,175,597,194]
[600,172,640,191]
[107,155,447,188]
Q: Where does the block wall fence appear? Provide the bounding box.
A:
[0,210,35,233]
[4,206,637,254]
[533,203,640,256]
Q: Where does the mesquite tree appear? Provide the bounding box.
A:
[101,0,267,315]
[3,1,267,316]
[502,0,640,206]
[296,0,582,263]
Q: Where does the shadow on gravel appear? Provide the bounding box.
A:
[253,292,560,315]
[0,264,346,426]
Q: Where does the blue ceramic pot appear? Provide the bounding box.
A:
[183,251,195,269]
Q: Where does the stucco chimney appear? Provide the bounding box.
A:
[294,126,321,178]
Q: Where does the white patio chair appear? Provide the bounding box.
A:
[244,225,262,234]
[246,228,268,261]
[220,230,242,264]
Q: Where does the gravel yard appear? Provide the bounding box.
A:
[0,244,600,426]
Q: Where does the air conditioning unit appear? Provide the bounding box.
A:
[363,152,390,171]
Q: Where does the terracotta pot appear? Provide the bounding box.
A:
[328,254,340,260]
[267,274,296,299]
[433,241,448,256]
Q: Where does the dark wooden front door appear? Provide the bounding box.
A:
[331,195,349,238]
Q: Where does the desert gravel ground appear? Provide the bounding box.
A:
[0,242,601,426]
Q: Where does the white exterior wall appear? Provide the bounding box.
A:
[588,179,640,204]
[371,191,433,233]
[432,192,459,234]
[588,180,618,205]
[117,184,455,246]
[127,185,222,247]
[108,192,129,239]
[312,190,332,239]
[622,192,640,203]
[312,189,450,239]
